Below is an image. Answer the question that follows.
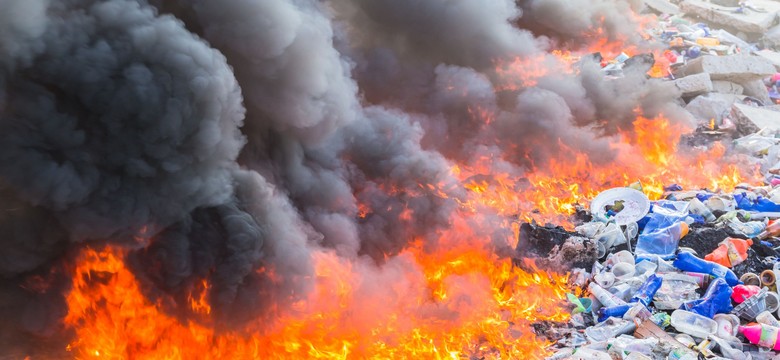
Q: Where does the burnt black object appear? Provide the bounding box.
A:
[513,222,597,270]
[516,222,574,257]
[624,53,656,75]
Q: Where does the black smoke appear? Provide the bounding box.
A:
[0,0,689,355]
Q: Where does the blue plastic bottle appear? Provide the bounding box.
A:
[672,252,741,286]
[630,274,663,306]
[597,304,632,323]
[680,278,733,318]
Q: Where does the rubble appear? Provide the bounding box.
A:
[732,102,780,133]
[711,80,744,94]
[684,93,741,122]
[674,55,776,83]
[740,78,772,104]
[644,0,681,15]
[754,49,780,70]
[764,24,780,49]
[673,72,713,96]
[680,0,780,34]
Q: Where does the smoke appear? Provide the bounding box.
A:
[0,0,690,354]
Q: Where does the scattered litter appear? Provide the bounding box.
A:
[540,3,780,358]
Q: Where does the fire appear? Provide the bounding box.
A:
[455,113,758,228]
[63,241,570,359]
[57,6,760,360]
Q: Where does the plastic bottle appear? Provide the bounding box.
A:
[670,309,717,339]
[672,252,740,286]
[585,317,636,342]
[739,324,780,350]
[630,274,663,306]
[597,304,631,322]
[704,238,752,267]
[635,221,689,259]
[588,282,627,308]
[757,220,780,239]
[681,278,733,318]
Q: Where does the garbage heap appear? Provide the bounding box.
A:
[536,182,780,359]
[533,1,780,359]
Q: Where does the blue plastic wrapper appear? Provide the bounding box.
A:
[681,278,733,318]
[635,209,688,258]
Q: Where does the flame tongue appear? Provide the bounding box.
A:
[64,244,570,359]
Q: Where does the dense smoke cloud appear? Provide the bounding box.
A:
[0,0,687,352]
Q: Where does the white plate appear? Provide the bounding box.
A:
[590,187,651,225]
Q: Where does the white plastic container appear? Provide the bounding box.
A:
[670,309,717,339]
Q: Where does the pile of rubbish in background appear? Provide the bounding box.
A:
[530,1,780,359]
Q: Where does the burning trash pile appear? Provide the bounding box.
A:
[540,183,780,359]
[538,2,780,358]
[4,0,780,359]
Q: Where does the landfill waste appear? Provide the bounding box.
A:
[540,2,780,358]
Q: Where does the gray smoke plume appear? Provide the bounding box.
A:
[0,0,691,356]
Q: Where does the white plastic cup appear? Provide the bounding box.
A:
[765,290,780,314]
[594,271,617,288]
[597,223,627,250]
[608,250,635,266]
[596,241,607,259]
[713,313,740,338]
[611,262,636,281]
[756,310,780,327]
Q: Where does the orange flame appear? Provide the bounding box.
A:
[63,242,570,359]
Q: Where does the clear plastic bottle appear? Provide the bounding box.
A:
[670,309,717,339]
[585,317,636,342]
[588,282,627,308]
